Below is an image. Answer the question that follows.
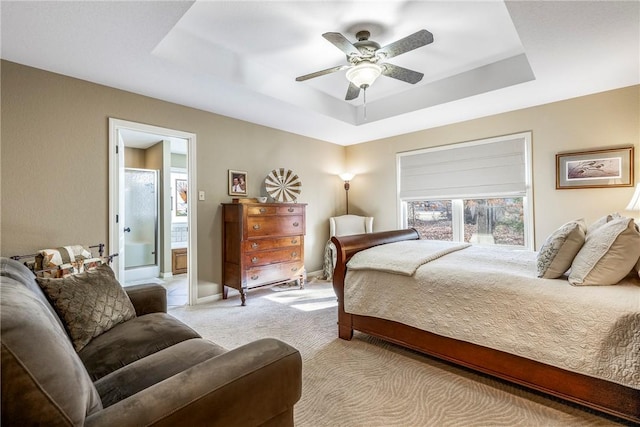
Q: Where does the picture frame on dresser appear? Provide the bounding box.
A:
[228,169,248,196]
[556,146,634,189]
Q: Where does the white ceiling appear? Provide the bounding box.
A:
[2,1,638,146]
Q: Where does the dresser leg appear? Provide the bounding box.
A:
[240,288,247,306]
[223,285,228,300]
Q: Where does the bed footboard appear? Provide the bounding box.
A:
[331,229,420,340]
[330,229,640,423]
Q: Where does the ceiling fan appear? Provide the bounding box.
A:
[296,29,434,101]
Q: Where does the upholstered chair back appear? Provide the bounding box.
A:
[329,215,374,237]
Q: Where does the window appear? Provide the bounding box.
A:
[398,132,533,249]
[406,198,525,246]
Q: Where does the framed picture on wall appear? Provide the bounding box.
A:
[556,146,634,189]
[228,170,248,196]
[175,178,188,216]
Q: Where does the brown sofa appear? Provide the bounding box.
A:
[1,257,302,426]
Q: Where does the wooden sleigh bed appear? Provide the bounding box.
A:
[331,229,640,424]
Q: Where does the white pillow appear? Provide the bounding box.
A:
[569,217,640,286]
[586,213,621,235]
[536,219,586,279]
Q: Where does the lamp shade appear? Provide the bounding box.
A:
[339,172,355,182]
[626,184,640,211]
[346,62,382,88]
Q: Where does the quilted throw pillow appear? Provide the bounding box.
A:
[36,264,136,351]
[569,217,640,286]
[536,219,586,279]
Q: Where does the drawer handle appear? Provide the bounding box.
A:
[291,239,298,244]
[251,275,259,280]
[288,207,294,212]
[251,242,259,249]
[253,224,260,230]
[291,267,298,272]
[291,251,298,258]
[292,222,299,227]
[251,257,258,263]
[259,208,266,213]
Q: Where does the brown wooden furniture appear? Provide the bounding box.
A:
[331,229,640,424]
[222,202,306,305]
[171,248,188,275]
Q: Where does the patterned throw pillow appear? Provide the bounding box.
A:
[537,219,586,279]
[569,217,640,286]
[36,264,136,351]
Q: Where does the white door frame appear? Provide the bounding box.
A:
[109,118,198,305]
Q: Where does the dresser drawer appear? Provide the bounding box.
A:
[244,246,302,267]
[246,261,304,286]
[277,205,304,215]
[247,216,304,237]
[247,205,277,216]
[243,236,302,253]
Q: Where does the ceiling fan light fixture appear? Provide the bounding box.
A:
[346,62,382,88]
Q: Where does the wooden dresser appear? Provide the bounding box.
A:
[222,202,306,305]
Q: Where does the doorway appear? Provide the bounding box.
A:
[108,118,198,305]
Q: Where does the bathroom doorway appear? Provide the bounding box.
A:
[109,118,198,305]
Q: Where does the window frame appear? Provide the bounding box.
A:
[397,132,534,250]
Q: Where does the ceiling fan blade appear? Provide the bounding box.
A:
[322,32,361,57]
[345,83,361,100]
[377,29,433,59]
[296,65,350,82]
[381,63,424,84]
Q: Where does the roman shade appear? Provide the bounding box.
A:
[398,132,530,200]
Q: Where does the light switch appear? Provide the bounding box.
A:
[198,191,205,201]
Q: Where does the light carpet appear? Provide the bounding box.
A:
[170,281,627,427]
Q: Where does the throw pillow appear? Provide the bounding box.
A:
[586,213,621,235]
[36,263,136,351]
[569,217,640,286]
[536,219,586,279]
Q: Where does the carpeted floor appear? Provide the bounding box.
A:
[170,281,628,427]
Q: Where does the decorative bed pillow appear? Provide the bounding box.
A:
[536,219,586,278]
[586,213,621,235]
[569,217,640,286]
[36,263,136,351]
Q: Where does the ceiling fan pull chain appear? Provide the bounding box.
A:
[363,85,368,121]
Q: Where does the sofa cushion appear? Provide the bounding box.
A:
[0,257,66,331]
[36,263,137,352]
[79,312,201,381]
[95,338,227,407]
[1,278,103,426]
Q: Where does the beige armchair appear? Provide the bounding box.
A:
[324,215,374,280]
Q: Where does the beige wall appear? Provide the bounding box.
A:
[1,61,346,298]
[346,85,640,249]
[124,147,145,168]
[2,60,638,298]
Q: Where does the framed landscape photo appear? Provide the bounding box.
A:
[228,169,248,196]
[556,146,634,189]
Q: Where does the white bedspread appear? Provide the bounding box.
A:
[344,242,640,389]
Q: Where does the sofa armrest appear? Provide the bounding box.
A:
[85,338,302,427]
[125,284,167,315]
